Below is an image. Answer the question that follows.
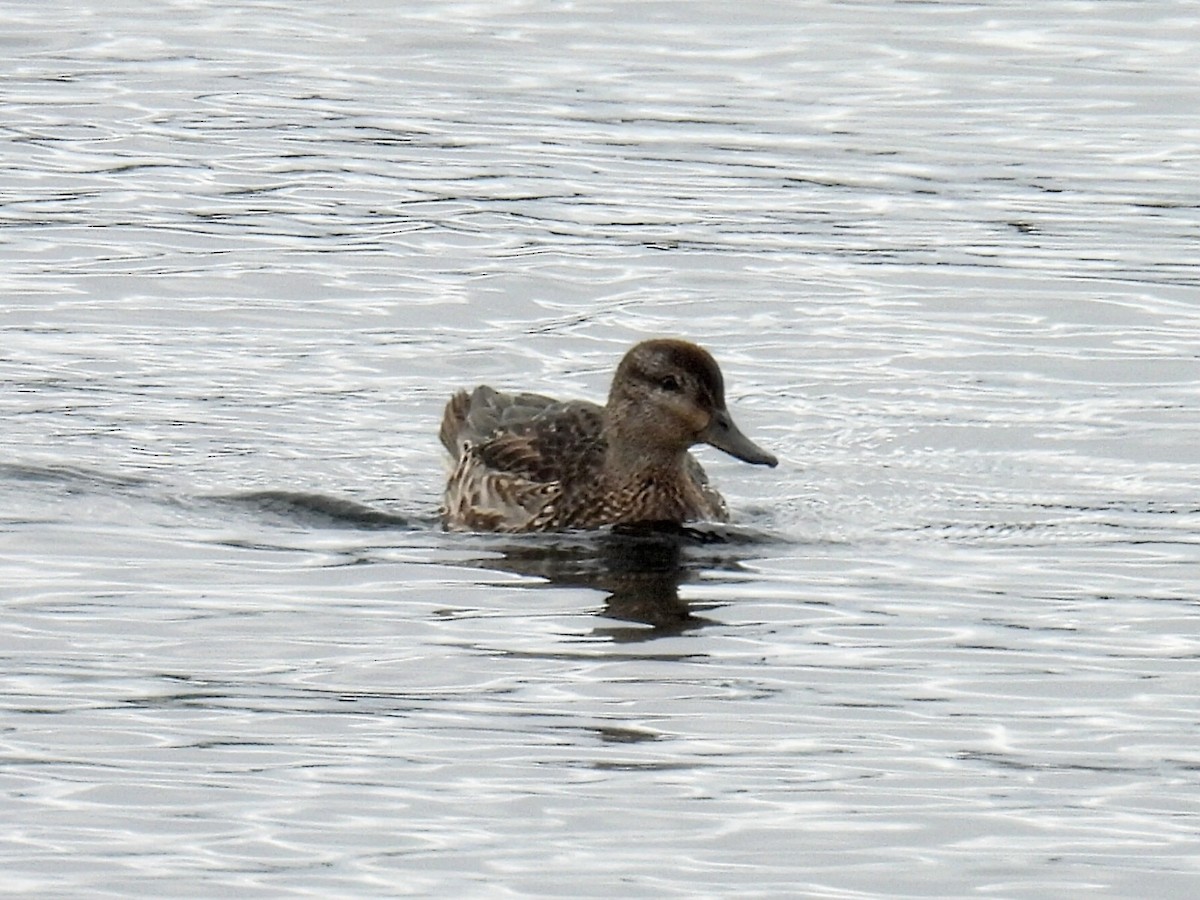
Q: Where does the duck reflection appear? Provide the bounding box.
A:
[214,490,772,638]
[461,522,770,638]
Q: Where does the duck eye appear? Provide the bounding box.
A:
[659,375,682,393]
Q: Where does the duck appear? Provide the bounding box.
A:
[439,338,778,533]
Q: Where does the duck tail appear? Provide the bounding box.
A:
[438,390,472,458]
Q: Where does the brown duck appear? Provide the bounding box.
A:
[439,338,778,532]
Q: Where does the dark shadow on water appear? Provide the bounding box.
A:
[216,490,418,529]
[39,475,768,638]
[451,521,779,639]
[208,490,779,637]
[3,464,779,637]
[200,489,781,638]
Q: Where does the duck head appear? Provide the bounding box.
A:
[605,339,778,467]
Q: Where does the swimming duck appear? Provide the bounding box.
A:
[439,338,778,532]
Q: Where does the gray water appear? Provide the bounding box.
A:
[3,1,1199,897]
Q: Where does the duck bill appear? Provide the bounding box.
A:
[702,409,778,467]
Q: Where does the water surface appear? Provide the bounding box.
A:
[2,1,1199,896]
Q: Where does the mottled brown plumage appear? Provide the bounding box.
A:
[439,339,778,532]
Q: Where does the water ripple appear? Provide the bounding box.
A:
[3,1,1199,897]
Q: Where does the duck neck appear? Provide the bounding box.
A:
[603,440,686,481]
[602,426,696,516]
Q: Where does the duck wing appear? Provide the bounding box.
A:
[440,390,606,532]
[473,398,605,485]
[440,386,562,458]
